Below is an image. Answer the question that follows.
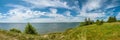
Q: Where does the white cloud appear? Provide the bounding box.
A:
[50,8,57,14]
[1,0,114,22]
[0,5,80,22]
[0,5,46,22]
[71,1,81,13]
[7,7,45,21]
[78,12,105,19]
[0,13,5,19]
[42,8,64,18]
[77,0,105,20]
[116,12,120,19]
[106,5,117,9]
[23,0,70,9]
[64,11,72,16]
[105,0,120,9]
[81,0,101,11]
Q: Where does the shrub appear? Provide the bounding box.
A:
[24,23,37,35]
[10,28,21,33]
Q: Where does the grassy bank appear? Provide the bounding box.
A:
[0,30,45,40]
[45,22,120,40]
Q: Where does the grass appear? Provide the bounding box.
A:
[62,22,120,40]
[0,22,120,40]
[0,30,45,40]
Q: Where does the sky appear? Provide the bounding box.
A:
[0,0,120,23]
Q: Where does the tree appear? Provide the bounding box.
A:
[107,16,112,22]
[88,18,92,24]
[24,23,37,34]
[85,18,89,25]
[107,16,117,22]
[83,18,94,26]
[101,19,104,24]
[113,16,117,22]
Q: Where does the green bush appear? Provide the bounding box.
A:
[24,23,37,35]
[9,28,21,33]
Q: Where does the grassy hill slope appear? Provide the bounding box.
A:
[0,30,45,40]
[62,22,120,40]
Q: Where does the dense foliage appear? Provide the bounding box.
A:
[81,16,117,26]
[81,18,94,26]
[96,19,104,25]
[107,16,117,22]
[24,23,37,35]
[10,28,21,33]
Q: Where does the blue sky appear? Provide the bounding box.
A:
[0,0,120,23]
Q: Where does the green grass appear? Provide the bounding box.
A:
[0,22,120,40]
[0,30,46,40]
[62,22,120,40]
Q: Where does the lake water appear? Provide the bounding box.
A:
[0,22,80,34]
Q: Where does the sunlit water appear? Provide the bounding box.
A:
[0,22,80,34]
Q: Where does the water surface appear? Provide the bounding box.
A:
[0,22,80,34]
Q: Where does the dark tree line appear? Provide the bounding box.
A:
[96,19,104,25]
[83,18,94,26]
[81,16,117,26]
[107,16,117,22]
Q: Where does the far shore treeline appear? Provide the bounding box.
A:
[80,16,117,26]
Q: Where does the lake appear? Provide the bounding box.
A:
[0,22,80,34]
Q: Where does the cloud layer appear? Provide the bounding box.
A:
[0,0,120,22]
